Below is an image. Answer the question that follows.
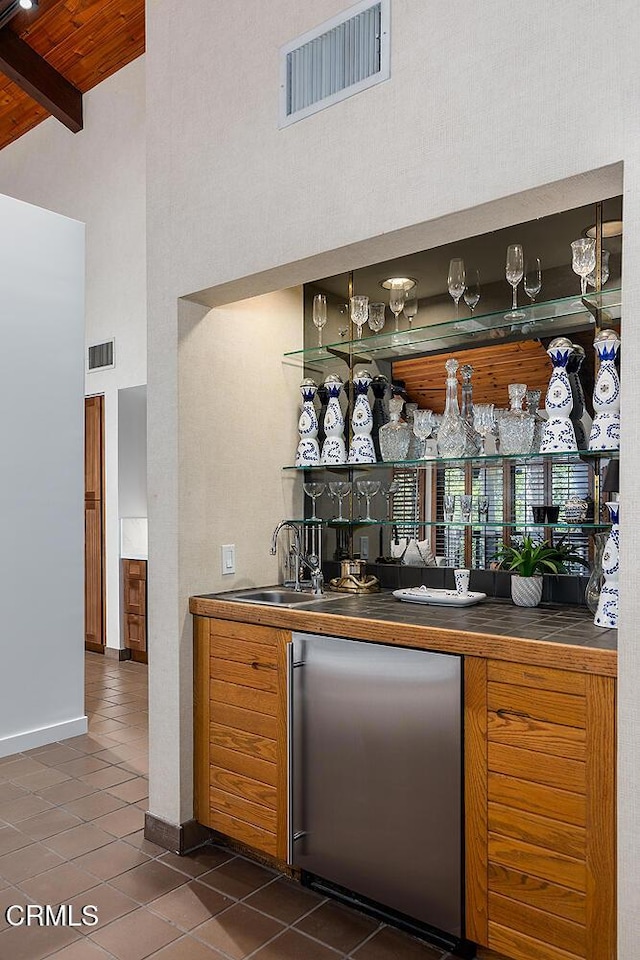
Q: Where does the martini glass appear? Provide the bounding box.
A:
[303,482,325,520]
[356,480,381,521]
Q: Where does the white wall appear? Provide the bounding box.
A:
[146,0,640,950]
[0,56,146,650]
[0,194,86,756]
[119,385,147,518]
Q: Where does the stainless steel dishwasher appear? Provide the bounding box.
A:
[289,632,463,947]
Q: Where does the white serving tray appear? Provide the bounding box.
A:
[392,586,487,607]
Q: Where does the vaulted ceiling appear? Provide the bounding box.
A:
[0,0,144,151]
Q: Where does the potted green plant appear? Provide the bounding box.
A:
[494,536,589,607]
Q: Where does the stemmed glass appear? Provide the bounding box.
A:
[586,248,610,288]
[381,480,398,520]
[524,258,542,303]
[389,281,406,332]
[368,302,386,333]
[505,244,525,320]
[571,238,596,296]
[328,481,351,522]
[463,270,481,316]
[413,409,434,458]
[303,482,325,521]
[356,480,381,522]
[312,294,327,346]
[448,259,466,319]
[350,296,369,339]
[473,403,495,455]
[403,286,418,329]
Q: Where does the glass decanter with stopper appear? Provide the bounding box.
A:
[437,358,467,459]
[460,363,481,456]
[498,383,535,455]
[379,395,411,462]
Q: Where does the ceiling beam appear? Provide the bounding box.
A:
[0,27,82,132]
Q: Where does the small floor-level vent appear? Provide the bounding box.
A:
[87,338,115,372]
[280,0,390,127]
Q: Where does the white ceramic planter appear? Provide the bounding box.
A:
[511,574,543,607]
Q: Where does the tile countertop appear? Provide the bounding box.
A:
[189,590,617,677]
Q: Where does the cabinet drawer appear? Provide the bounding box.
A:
[487,682,586,729]
[488,660,586,696]
[488,742,585,794]
[124,578,146,616]
[124,614,146,651]
[123,559,147,580]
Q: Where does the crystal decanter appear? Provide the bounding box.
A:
[567,343,592,450]
[460,363,481,456]
[525,389,545,454]
[379,395,411,462]
[404,403,421,460]
[437,359,467,459]
[498,383,535,455]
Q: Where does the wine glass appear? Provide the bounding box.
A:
[473,403,495,455]
[350,295,369,340]
[368,302,386,333]
[381,480,398,520]
[328,481,351,522]
[463,269,481,316]
[312,294,327,346]
[413,410,434,458]
[571,238,596,295]
[587,249,610,288]
[356,480,381,521]
[448,258,466,319]
[303,482,325,521]
[524,258,542,303]
[389,281,406,332]
[403,286,418,329]
[505,244,525,320]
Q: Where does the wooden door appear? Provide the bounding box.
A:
[85,395,105,650]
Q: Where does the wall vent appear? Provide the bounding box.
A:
[87,339,115,372]
[280,0,390,127]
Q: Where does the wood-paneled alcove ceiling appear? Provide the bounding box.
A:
[0,0,144,151]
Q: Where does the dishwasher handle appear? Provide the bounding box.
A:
[287,639,306,865]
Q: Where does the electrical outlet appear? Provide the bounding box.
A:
[359,536,369,560]
[221,544,235,575]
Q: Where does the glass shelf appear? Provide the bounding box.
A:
[285,288,621,363]
[284,449,618,472]
[288,518,610,530]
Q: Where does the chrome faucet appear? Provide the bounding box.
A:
[270,520,324,595]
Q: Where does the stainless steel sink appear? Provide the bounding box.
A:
[219,588,344,608]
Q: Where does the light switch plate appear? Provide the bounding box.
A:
[359,536,369,560]
[221,543,235,575]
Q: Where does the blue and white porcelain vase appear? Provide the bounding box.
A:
[540,337,578,453]
[295,379,320,466]
[320,374,347,465]
[589,330,620,452]
[594,501,619,629]
[348,369,376,464]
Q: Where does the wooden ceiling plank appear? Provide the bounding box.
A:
[0,26,82,130]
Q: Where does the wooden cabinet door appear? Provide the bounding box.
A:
[124,577,146,616]
[85,395,104,501]
[465,658,615,960]
[85,499,104,647]
[194,617,290,861]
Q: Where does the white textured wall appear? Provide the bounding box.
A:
[0,195,86,755]
[146,0,639,947]
[0,56,146,650]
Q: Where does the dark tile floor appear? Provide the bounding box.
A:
[0,654,456,959]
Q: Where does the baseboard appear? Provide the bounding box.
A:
[0,715,88,759]
[144,812,211,854]
[104,646,132,661]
